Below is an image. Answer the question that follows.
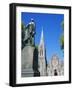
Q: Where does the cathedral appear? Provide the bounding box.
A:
[37,28,64,76]
[37,29,64,76]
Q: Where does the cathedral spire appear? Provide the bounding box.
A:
[40,27,44,46]
[38,27,47,76]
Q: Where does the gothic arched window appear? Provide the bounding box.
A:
[41,49,43,56]
[40,45,43,56]
[40,50,41,56]
[40,49,43,56]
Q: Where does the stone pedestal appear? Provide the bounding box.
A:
[21,46,34,77]
[21,45,39,77]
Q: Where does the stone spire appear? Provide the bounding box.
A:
[40,27,44,46]
[38,27,47,76]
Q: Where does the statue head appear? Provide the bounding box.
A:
[31,18,34,22]
[28,18,35,32]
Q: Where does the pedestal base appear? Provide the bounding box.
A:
[21,69,40,77]
[21,69,34,77]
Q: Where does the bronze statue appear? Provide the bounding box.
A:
[22,19,36,49]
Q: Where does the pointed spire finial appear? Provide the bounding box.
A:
[41,27,43,38]
[40,27,44,45]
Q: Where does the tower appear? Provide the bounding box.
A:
[38,28,47,76]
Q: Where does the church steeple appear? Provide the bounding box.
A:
[40,27,44,46]
[38,27,47,76]
[39,27,45,57]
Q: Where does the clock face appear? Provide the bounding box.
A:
[51,56,59,67]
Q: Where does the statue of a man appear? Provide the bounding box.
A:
[23,19,36,47]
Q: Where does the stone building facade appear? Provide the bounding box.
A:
[47,55,64,76]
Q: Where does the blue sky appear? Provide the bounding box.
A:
[21,12,64,62]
